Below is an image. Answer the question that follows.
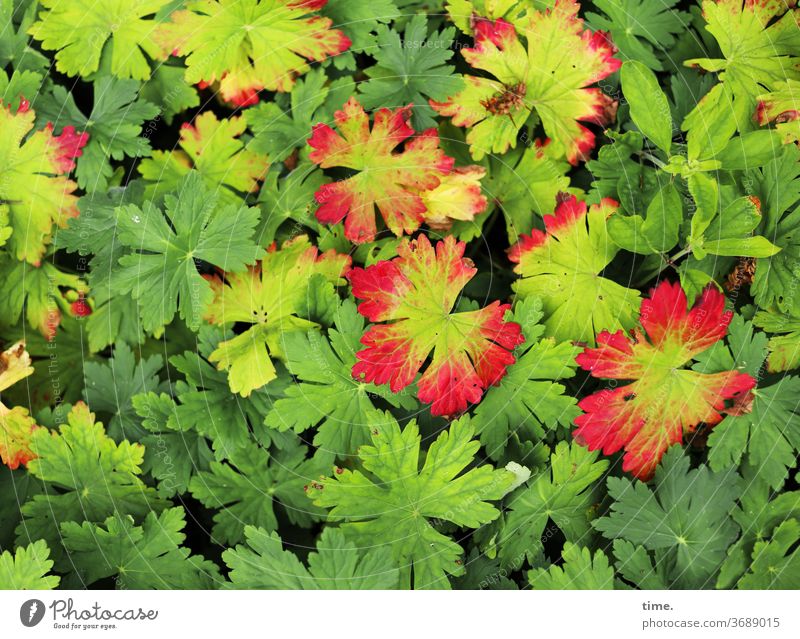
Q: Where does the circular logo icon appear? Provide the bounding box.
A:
[20,599,46,628]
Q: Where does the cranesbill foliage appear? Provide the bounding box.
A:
[160,0,351,105]
[349,234,523,416]
[307,411,515,589]
[0,100,87,264]
[509,195,640,343]
[0,342,38,470]
[309,97,486,242]
[433,0,621,161]
[2,0,800,593]
[204,234,350,396]
[575,281,755,479]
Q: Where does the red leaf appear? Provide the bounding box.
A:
[309,98,485,243]
[46,124,89,173]
[349,234,523,416]
[574,281,756,480]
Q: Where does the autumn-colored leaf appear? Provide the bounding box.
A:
[0,341,40,470]
[349,234,524,416]
[508,194,640,345]
[308,97,449,242]
[432,1,620,162]
[308,97,487,243]
[138,111,268,202]
[421,166,488,231]
[0,100,87,264]
[574,280,756,480]
[159,0,351,105]
[755,80,800,144]
[0,407,40,470]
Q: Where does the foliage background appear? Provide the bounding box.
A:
[0,0,799,590]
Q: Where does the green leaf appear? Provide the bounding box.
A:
[692,313,768,378]
[58,182,143,352]
[737,519,800,589]
[678,266,715,306]
[139,63,199,124]
[166,327,290,457]
[224,526,399,589]
[608,182,682,254]
[308,411,514,589]
[453,548,519,590]
[500,441,608,568]
[528,543,614,590]
[685,1,800,135]
[586,0,689,71]
[85,291,145,354]
[34,77,159,191]
[708,377,800,491]
[587,130,657,214]
[28,0,172,80]
[62,507,219,589]
[620,61,672,153]
[358,14,463,129]
[688,172,719,243]
[703,236,781,258]
[765,333,800,374]
[114,172,263,332]
[59,185,144,284]
[245,69,347,163]
[0,256,87,339]
[688,181,778,259]
[594,447,740,588]
[0,69,44,111]
[0,468,42,549]
[0,540,59,590]
[19,403,166,559]
[717,469,800,588]
[132,391,214,497]
[483,142,572,243]
[714,130,783,170]
[753,308,800,374]
[682,83,737,161]
[189,438,325,545]
[321,0,398,57]
[751,145,800,317]
[137,111,268,204]
[83,342,164,441]
[202,235,349,397]
[0,0,49,74]
[473,298,579,462]
[256,165,326,244]
[612,539,668,589]
[265,299,415,464]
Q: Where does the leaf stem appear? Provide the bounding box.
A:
[640,151,667,169]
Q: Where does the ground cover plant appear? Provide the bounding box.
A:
[1,0,800,590]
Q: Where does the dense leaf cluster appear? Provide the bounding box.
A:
[1,0,799,590]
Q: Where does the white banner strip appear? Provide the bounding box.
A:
[1,590,796,638]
